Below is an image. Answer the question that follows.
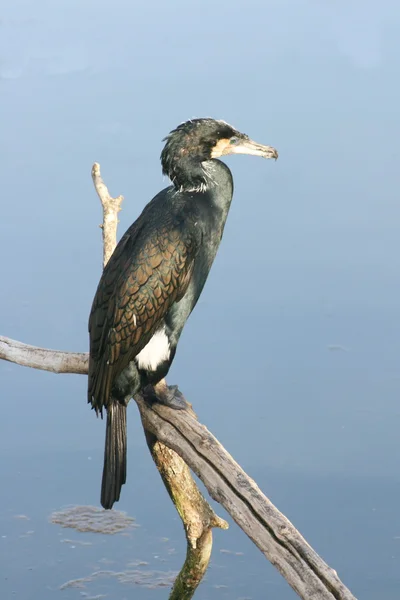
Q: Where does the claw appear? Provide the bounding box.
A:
[143,383,190,410]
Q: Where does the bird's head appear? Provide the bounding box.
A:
[161,118,278,193]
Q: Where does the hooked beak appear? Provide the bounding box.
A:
[229,138,278,160]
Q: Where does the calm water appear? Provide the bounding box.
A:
[1,1,400,598]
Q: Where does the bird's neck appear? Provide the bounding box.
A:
[169,158,232,194]
[166,156,208,192]
[190,160,234,221]
[201,159,234,206]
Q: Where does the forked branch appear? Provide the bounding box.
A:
[0,164,357,600]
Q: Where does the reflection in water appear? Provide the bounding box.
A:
[50,505,137,535]
[50,505,178,594]
[59,567,177,593]
[2,447,400,599]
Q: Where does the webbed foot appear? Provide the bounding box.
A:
[159,384,189,410]
[143,383,190,411]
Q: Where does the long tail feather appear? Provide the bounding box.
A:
[101,401,127,510]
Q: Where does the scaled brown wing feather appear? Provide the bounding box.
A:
[88,223,198,415]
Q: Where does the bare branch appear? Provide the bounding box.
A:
[144,428,228,600]
[137,397,356,600]
[0,336,88,374]
[91,162,124,268]
[0,163,358,600]
[0,336,357,598]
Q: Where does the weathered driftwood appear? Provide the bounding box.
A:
[138,396,355,600]
[0,336,89,374]
[0,164,357,600]
[91,162,124,267]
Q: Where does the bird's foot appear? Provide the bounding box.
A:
[143,383,190,411]
[159,384,190,410]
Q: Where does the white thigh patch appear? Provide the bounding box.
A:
[136,328,171,371]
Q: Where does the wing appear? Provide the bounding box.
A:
[88,215,199,415]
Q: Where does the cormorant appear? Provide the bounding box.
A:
[88,118,278,509]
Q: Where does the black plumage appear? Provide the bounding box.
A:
[88,118,278,509]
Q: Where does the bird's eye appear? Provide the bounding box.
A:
[229,136,240,145]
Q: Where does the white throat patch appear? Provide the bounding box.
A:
[136,327,171,371]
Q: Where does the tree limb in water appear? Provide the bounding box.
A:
[0,164,357,600]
